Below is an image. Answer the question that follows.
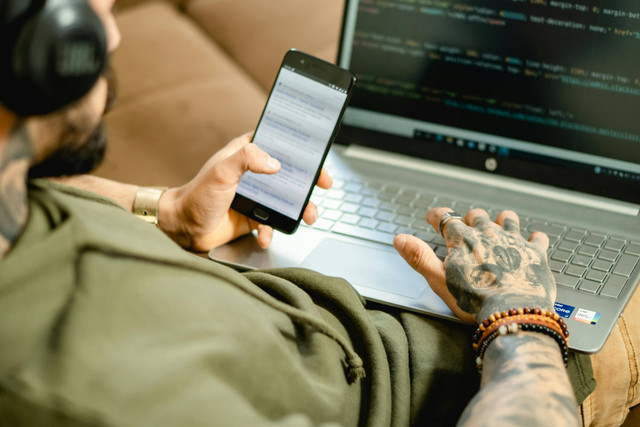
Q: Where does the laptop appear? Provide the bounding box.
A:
[210,0,640,354]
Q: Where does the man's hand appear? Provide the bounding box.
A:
[159,133,332,251]
[394,207,555,324]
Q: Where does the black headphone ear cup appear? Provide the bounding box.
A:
[1,0,107,116]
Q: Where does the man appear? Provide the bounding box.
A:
[0,0,637,425]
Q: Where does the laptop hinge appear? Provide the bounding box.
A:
[344,145,640,217]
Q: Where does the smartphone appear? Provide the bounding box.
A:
[231,49,356,234]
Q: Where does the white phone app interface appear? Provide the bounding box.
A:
[237,67,348,219]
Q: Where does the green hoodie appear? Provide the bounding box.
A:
[0,180,594,426]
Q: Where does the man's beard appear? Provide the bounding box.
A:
[28,66,118,179]
[28,122,107,178]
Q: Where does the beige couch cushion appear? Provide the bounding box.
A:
[97,1,266,186]
[100,0,344,187]
[187,0,344,90]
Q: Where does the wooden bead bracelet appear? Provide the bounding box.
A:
[472,308,570,372]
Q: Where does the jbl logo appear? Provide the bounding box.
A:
[56,42,101,77]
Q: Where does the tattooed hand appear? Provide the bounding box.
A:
[394,207,555,324]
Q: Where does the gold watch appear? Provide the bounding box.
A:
[132,186,169,225]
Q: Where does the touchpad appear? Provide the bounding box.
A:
[300,238,427,299]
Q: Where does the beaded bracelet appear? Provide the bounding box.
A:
[472,307,570,372]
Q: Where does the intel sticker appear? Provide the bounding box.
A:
[554,302,575,319]
[574,308,601,325]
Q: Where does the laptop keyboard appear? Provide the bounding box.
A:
[307,176,640,299]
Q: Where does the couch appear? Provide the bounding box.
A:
[96,0,344,187]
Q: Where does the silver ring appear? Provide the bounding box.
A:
[438,212,464,237]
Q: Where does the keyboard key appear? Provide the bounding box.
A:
[394,215,413,227]
[435,245,449,260]
[432,234,446,246]
[553,273,579,289]
[378,192,396,201]
[591,259,612,272]
[344,194,364,204]
[564,230,585,242]
[415,231,437,242]
[578,245,598,257]
[323,210,342,221]
[361,197,379,208]
[332,223,395,246]
[358,218,379,229]
[414,196,435,208]
[558,241,579,253]
[585,270,606,283]
[411,220,430,231]
[322,199,341,210]
[396,227,415,236]
[437,198,455,207]
[626,242,640,256]
[361,187,378,197]
[375,211,395,222]
[412,209,430,220]
[344,182,363,193]
[584,234,606,247]
[565,265,586,277]
[340,203,359,214]
[332,179,345,189]
[604,238,626,251]
[326,189,346,200]
[613,254,639,277]
[395,194,416,205]
[311,218,335,231]
[454,202,473,214]
[530,223,565,238]
[551,250,572,263]
[357,207,377,218]
[579,280,601,294]
[571,255,591,267]
[379,202,396,212]
[548,260,565,273]
[601,275,627,298]
[340,214,360,225]
[377,222,397,233]
[396,205,414,216]
[598,249,618,262]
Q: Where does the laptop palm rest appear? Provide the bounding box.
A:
[300,238,458,321]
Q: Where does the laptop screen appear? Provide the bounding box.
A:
[336,0,640,204]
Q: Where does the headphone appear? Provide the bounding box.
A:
[0,0,107,116]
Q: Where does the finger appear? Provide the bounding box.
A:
[316,168,333,190]
[217,143,281,183]
[528,231,550,254]
[465,208,492,228]
[393,234,445,283]
[213,133,253,161]
[427,208,467,247]
[495,210,520,233]
[426,207,456,231]
[394,234,475,324]
[302,202,319,225]
[256,224,274,249]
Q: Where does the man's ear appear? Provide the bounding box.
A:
[0,104,19,140]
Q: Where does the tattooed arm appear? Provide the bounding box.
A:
[394,208,579,426]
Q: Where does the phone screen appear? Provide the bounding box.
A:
[236,66,349,220]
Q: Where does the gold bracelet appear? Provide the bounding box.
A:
[132,186,169,226]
